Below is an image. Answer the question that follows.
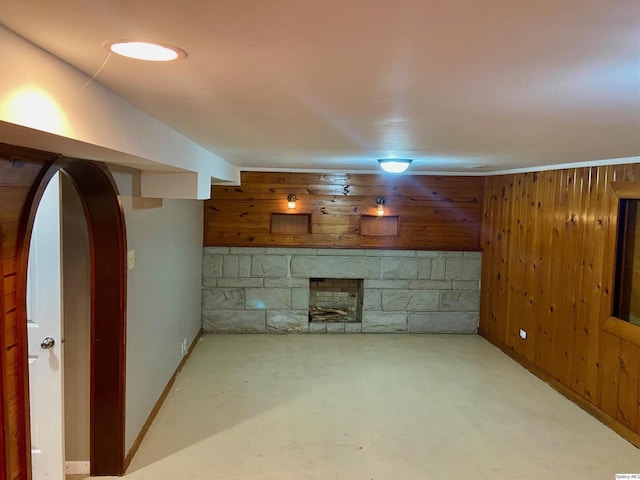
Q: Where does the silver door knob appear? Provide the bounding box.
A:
[40,337,55,350]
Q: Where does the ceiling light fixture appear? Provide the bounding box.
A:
[106,41,187,61]
[378,158,413,174]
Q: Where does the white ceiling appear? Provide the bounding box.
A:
[1,0,639,174]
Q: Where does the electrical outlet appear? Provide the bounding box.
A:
[181,338,188,356]
[127,250,135,270]
[519,329,527,340]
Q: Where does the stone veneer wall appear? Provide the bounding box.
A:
[202,248,481,334]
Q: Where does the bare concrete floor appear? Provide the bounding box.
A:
[98,334,639,479]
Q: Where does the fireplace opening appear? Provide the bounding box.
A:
[309,278,363,323]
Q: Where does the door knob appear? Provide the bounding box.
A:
[40,337,55,350]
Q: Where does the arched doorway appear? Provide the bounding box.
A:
[19,158,127,477]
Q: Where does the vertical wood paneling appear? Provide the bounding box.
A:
[583,167,610,401]
[564,169,587,392]
[480,163,640,445]
[0,225,6,480]
[570,167,593,399]
[618,340,640,430]
[522,173,543,363]
[545,170,563,378]
[480,175,514,344]
[532,173,553,373]
[479,179,500,339]
[598,331,622,418]
[0,145,55,480]
[551,169,575,385]
[506,174,526,353]
[205,172,483,251]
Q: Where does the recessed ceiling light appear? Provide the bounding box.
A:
[105,41,187,61]
[378,158,413,173]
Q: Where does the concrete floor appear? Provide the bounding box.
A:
[96,334,639,479]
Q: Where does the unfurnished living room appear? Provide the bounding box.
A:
[0,1,639,479]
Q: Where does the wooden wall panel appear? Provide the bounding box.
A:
[205,172,483,250]
[0,145,55,480]
[480,163,640,446]
[0,224,5,480]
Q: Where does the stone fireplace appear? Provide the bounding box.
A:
[308,278,363,323]
[202,247,482,334]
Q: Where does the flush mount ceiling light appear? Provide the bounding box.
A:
[105,41,187,61]
[378,158,413,173]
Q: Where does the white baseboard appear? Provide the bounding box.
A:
[65,461,90,474]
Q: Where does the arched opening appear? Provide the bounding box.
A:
[19,158,127,477]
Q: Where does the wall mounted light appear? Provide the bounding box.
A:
[378,158,413,173]
[287,194,297,209]
[376,196,385,216]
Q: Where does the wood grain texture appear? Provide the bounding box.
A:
[0,225,5,480]
[479,163,640,444]
[360,216,400,237]
[60,160,128,476]
[270,213,311,234]
[0,144,56,480]
[1,147,129,479]
[205,172,483,250]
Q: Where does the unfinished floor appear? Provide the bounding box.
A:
[96,334,638,479]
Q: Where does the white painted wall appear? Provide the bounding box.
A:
[108,165,203,452]
[0,25,239,198]
[61,174,91,461]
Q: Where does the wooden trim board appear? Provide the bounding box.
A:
[60,160,128,476]
[602,316,640,347]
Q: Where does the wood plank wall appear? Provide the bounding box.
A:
[205,172,484,250]
[0,223,5,480]
[480,163,640,445]
[0,145,54,480]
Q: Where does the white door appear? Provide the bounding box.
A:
[27,171,65,480]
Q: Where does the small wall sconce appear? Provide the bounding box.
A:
[287,194,297,209]
[376,196,385,216]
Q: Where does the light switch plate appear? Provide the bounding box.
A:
[127,250,135,270]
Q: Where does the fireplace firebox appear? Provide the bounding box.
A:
[308,278,363,323]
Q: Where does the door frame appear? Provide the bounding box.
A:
[18,158,127,477]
